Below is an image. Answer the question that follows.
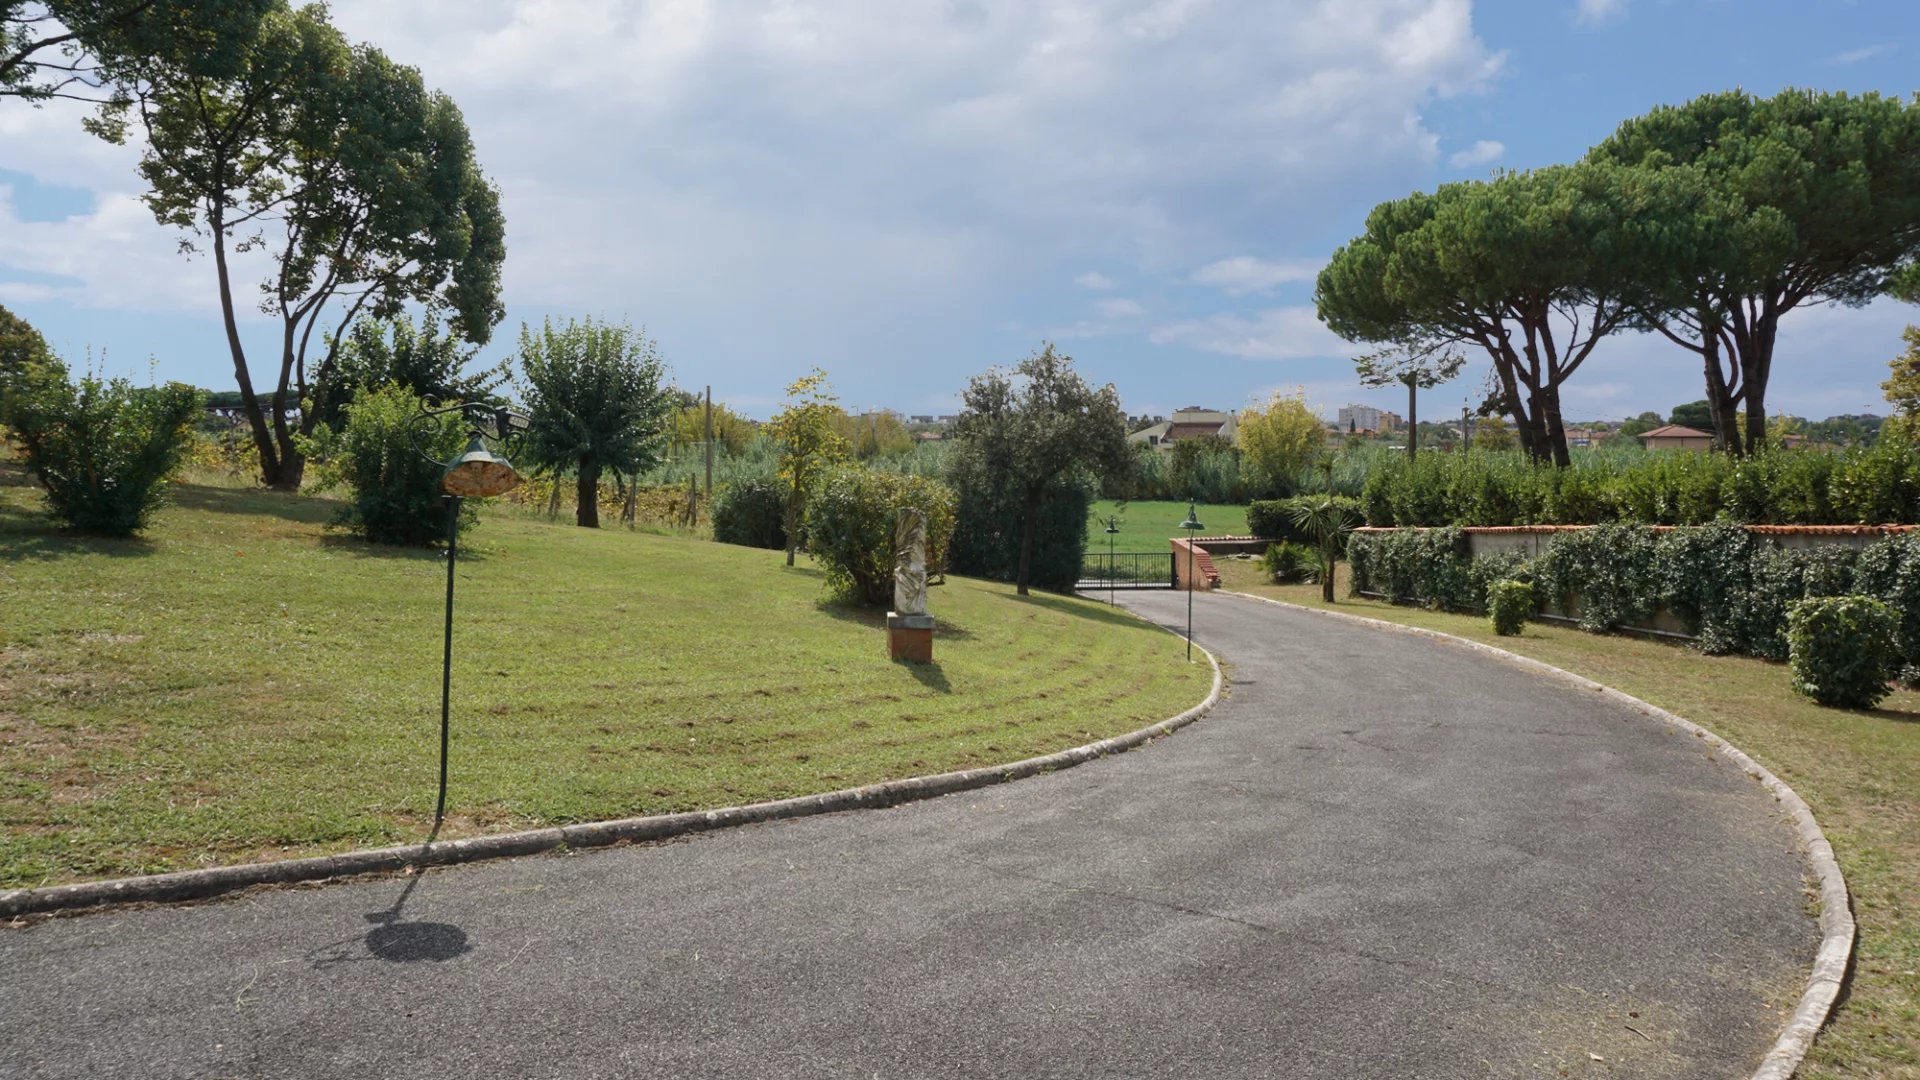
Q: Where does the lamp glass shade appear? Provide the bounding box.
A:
[1104,518,1121,535]
[1179,502,1204,531]
[442,437,521,497]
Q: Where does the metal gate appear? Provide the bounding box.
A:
[1078,550,1177,590]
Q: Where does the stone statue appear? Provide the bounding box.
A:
[894,507,928,616]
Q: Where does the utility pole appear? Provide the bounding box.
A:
[704,385,713,498]
[1462,405,1473,450]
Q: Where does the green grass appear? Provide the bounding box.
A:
[1217,557,1920,1080]
[1086,499,1247,551]
[0,465,1210,888]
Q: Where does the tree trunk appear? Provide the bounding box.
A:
[1016,486,1040,596]
[1405,376,1417,462]
[575,458,600,528]
[1321,546,1336,602]
[1741,311,1779,455]
[785,480,801,566]
[1542,385,1571,468]
[1699,329,1741,454]
[211,201,282,488]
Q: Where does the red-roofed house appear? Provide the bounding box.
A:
[1638,424,1715,451]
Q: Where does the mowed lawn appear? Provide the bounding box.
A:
[0,466,1211,888]
[1216,558,1920,1080]
[1085,499,1248,551]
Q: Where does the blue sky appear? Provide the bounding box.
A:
[1,0,1915,422]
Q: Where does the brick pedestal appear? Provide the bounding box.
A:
[887,612,935,663]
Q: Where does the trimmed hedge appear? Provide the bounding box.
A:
[947,461,1094,593]
[1348,524,1920,672]
[1247,496,1364,548]
[712,475,788,550]
[1356,442,1920,528]
[1787,596,1899,708]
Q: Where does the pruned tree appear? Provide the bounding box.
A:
[766,368,847,566]
[1591,89,1920,455]
[516,317,674,529]
[1,0,269,103]
[89,1,505,489]
[1353,344,1463,461]
[1318,163,1680,466]
[949,343,1129,596]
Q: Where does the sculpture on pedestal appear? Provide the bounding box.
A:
[888,507,934,662]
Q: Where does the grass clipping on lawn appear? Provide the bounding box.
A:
[1217,557,1920,1080]
[0,469,1209,888]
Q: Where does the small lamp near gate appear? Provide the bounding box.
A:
[1104,516,1121,606]
[1179,501,1204,661]
[409,402,531,835]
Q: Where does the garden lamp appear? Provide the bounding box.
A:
[1104,516,1121,606]
[1179,501,1204,662]
[408,401,530,834]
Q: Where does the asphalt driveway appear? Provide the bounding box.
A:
[0,590,1817,1079]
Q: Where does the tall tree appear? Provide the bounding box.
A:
[1881,326,1920,444]
[1591,89,1920,454]
[950,343,1129,596]
[2,0,269,102]
[1318,163,1682,466]
[1352,345,1463,462]
[517,318,674,528]
[90,1,505,489]
[765,368,847,567]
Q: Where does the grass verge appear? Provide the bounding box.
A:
[1216,557,1919,1080]
[0,466,1210,889]
[1086,499,1247,551]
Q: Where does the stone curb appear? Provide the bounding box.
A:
[1,621,1223,921]
[1222,589,1853,1080]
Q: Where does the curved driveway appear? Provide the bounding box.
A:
[1,591,1817,1079]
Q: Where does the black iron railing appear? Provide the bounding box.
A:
[1079,551,1177,588]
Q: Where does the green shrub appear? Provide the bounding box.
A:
[1261,540,1317,584]
[804,467,955,606]
[947,459,1092,593]
[1534,524,1660,631]
[711,475,788,550]
[1488,579,1534,636]
[304,384,478,546]
[1247,496,1365,548]
[6,365,202,536]
[1787,595,1899,708]
[1850,533,1920,681]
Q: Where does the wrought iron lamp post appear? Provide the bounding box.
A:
[410,402,530,832]
[1179,501,1204,662]
[1104,516,1121,606]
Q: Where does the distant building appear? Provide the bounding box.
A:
[1337,404,1397,433]
[1639,424,1715,451]
[908,415,936,425]
[1128,406,1237,450]
[1564,426,1605,448]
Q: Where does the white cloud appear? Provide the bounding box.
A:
[1095,297,1145,319]
[1831,42,1896,65]
[1447,138,1503,168]
[1149,306,1347,359]
[1574,0,1624,26]
[0,0,1505,399]
[1191,256,1322,295]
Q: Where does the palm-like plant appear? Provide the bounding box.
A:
[1288,495,1359,602]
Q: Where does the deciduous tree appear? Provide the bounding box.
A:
[766,368,847,566]
[517,318,674,528]
[949,343,1129,595]
[1237,389,1325,497]
[2,0,268,102]
[91,1,505,489]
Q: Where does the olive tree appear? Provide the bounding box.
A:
[949,343,1129,596]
